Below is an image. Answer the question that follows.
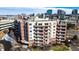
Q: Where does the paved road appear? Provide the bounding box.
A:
[70,45,79,51]
[70,40,79,51]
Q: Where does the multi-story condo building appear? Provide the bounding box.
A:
[15,17,67,48]
[27,17,57,47]
[72,9,78,15]
[56,20,67,42]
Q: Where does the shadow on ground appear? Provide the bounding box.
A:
[0,39,12,51]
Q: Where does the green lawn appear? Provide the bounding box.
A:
[50,44,69,51]
[32,47,42,51]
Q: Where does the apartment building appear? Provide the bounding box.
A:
[27,18,57,47]
[16,17,67,47]
[56,20,67,42]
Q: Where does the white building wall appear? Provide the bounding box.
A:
[28,22,35,45]
[26,18,67,46]
[50,21,57,38]
[28,20,57,44]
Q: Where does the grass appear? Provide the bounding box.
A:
[50,44,69,51]
[32,47,42,51]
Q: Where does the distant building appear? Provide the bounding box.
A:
[47,9,52,15]
[36,13,46,18]
[57,10,66,20]
[57,9,66,15]
[72,9,78,15]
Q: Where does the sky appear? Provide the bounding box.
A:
[0,7,79,15]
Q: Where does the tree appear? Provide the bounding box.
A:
[51,44,69,51]
[72,35,78,41]
[64,39,71,47]
[67,23,75,29]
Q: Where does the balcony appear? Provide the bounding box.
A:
[34,25,50,27]
[57,38,65,41]
[34,31,44,34]
[34,28,43,31]
[57,30,66,32]
[34,25,43,27]
[57,36,65,38]
[34,41,43,44]
[34,38,43,40]
[57,33,65,36]
[34,35,43,38]
[44,28,50,31]
[57,27,66,29]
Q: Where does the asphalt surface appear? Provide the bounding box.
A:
[70,40,79,51]
[70,45,79,51]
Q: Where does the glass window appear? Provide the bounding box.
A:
[30,30,32,32]
[53,32,55,34]
[45,23,48,25]
[53,29,55,31]
[38,23,42,25]
[40,27,43,29]
[29,23,32,25]
[53,26,55,28]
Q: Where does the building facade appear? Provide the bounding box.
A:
[16,17,67,47]
[72,9,78,15]
[57,10,66,20]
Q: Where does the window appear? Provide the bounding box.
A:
[38,23,42,25]
[62,26,66,27]
[53,32,55,34]
[45,36,47,38]
[53,29,55,31]
[53,26,55,28]
[45,27,48,28]
[40,40,43,42]
[29,23,32,25]
[30,30,32,32]
[61,32,65,34]
[40,37,43,39]
[45,23,48,25]
[46,40,47,41]
[40,27,43,29]
[39,30,43,32]
[61,29,65,31]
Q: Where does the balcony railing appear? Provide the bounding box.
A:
[34,25,50,27]
[57,27,66,29]
[57,30,66,32]
[56,33,65,36]
[56,36,65,38]
[34,28,43,31]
